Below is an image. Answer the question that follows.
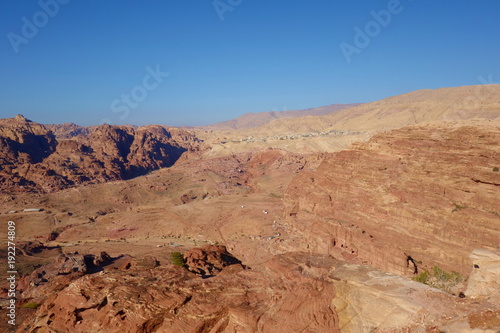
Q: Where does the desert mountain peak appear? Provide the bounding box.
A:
[13,114,31,122]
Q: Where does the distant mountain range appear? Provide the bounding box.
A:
[207,104,362,130]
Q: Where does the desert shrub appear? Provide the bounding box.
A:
[22,302,40,309]
[171,252,186,267]
[413,265,462,293]
[452,203,465,213]
[413,270,430,284]
[433,266,451,281]
[432,266,462,284]
[493,167,499,172]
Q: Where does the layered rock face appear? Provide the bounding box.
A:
[284,123,500,276]
[0,116,204,192]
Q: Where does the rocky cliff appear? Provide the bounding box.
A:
[0,116,204,193]
[284,122,500,277]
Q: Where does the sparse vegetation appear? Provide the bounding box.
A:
[413,265,463,292]
[413,270,430,284]
[493,167,499,172]
[432,266,462,283]
[171,252,186,267]
[451,203,466,213]
[22,302,41,309]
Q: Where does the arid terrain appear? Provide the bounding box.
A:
[1,85,500,332]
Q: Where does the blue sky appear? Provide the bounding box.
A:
[1,1,499,126]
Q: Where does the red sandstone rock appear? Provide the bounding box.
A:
[284,124,500,277]
[0,116,205,193]
[183,245,243,276]
[15,251,339,333]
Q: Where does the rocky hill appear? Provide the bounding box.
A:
[0,115,204,193]
[197,85,500,155]
[246,85,500,135]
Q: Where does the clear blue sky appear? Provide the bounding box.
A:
[1,1,499,126]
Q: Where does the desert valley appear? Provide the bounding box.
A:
[0,85,499,332]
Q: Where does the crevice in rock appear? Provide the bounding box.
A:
[97,297,108,311]
[471,178,500,186]
[73,296,109,323]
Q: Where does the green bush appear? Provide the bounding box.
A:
[22,302,40,309]
[452,203,465,213]
[432,266,462,284]
[413,265,462,293]
[171,252,186,267]
[413,270,430,284]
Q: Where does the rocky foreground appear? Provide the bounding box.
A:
[2,243,499,332]
[8,246,339,333]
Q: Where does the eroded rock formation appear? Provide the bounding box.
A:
[0,116,204,192]
[16,250,339,333]
[183,245,243,276]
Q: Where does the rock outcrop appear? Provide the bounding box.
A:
[0,115,57,191]
[465,248,500,304]
[183,245,243,276]
[17,251,118,300]
[331,262,500,333]
[0,116,205,192]
[15,251,340,333]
